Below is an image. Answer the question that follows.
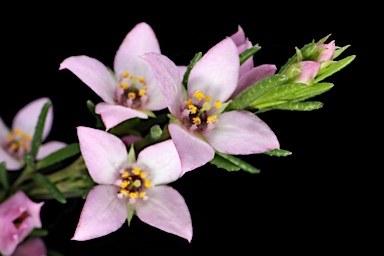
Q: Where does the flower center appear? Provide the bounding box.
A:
[115,165,152,204]
[1,128,31,161]
[181,91,222,133]
[13,210,29,229]
[114,70,148,109]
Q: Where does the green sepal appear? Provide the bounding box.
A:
[262,149,292,157]
[333,45,351,59]
[29,228,49,237]
[182,52,202,88]
[150,125,162,140]
[316,34,332,45]
[227,74,288,110]
[214,151,260,174]
[86,100,105,130]
[314,55,356,83]
[0,162,9,190]
[127,203,135,227]
[261,101,324,111]
[210,154,241,171]
[109,118,141,137]
[140,110,156,118]
[239,46,261,65]
[31,173,67,204]
[36,143,80,170]
[278,42,318,74]
[128,144,136,167]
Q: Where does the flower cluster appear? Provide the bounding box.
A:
[0,22,354,255]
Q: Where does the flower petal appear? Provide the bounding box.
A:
[12,98,53,141]
[135,186,192,242]
[12,238,46,256]
[204,111,280,154]
[36,141,67,160]
[188,37,239,102]
[168,123,214,175]
[72,185,127,241]
[136,139,182,185]
[231,64,277,98]
[59,55,116,104]
[77,126,127,184]
[0,116,10,142]
[230,25,246,46]
[141,52,184,117]
[0,146,23,171]
[95,102,148,131]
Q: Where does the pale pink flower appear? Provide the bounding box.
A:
[11,238,46,256]
[73,126,192,242]
[60,22,185,130]
[315,40,336,62]
[0,191,44,256]
[294,61,321,84]
[142,37,280,175]
[0,98,66,170]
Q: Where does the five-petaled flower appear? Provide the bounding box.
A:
[142,37,280,175]
[0,98,67,170]
[59,22,186,131]
[0,191,44,256]
[74,126,192,242]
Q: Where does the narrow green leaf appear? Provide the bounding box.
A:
[109,118,141,136]
[127,203,135,227]
[289,83,334,100]
[239,46,261,65]
[215,152,260,174]
[278,42,317,74]
[24,153,35,168]
[316,34,332,45]
[128,144,136,166]
[0,162,9,190]
[29,228,49,237]
[266,101,324,111]
[263,149,292,157]
[182,52,202,88]
[314,55,356,83]
[251,100,288,109]
[31,173,67,204]
[86,100,105,129]
[228,74,288,110]
[333,45,350,59]
[36,143,80,170]
[210,154,241,171]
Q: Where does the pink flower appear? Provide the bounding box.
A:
[11,238,46,256]
[73,126,192,242]
[315,40,336,62]
[229,25,277,98]
[142,37,280,175]
[294,61,321,84]
[59,22,185,131]
[0,191,44,256]
[0,98,67,170]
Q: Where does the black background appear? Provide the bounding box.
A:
[1,4,371,255]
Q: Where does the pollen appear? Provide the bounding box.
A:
[128,92,137,100]
[22,134,31,140]
[144,180,152,188]
[204,96,212,102]
[132,167,141,175]
[140,172,147,179]
[188,105,197,114]
[120,188,129,196]
[139,76,146,83]
[207,115,217,123]
[120,82,129,89]
[129,192,139,198]
[6,134,14,141]
[186,99,193,106]
[139,191,146,198]
[10,142,19,150]
[14,129,22,135]
[121,171,129,179]
[138,86,147,96]
[120,180,130,189]
[123,71,129,78]
[193,91,205,101]
[214,100,222,109]
[192,117,201,125]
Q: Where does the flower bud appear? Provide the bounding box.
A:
[314,40,336,62]
[286,61,320,84]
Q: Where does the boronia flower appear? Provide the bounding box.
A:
[287,61,321,84]
[59,22,186,131]
[0,98,67,170]
[11,238,46,256]
[74,126,192,242]
[142,37,280,175]
[0,191,44,256]
[315,40,336,63]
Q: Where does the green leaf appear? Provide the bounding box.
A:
[215,152,260,174]
[227,74,288,110]
[314,55,356,83]
[333,45,350,59]
[31,173,67,204]
[278,42,318,74]
[262,149,292,157]
[264,101,324,111]
[0,162,9,190]
[29,228,49,237]
[86,100,105,129]
[239,46,261,65]
[127,203,135,227]
[316,34,332,45]
[36,143,80,170]
[109,118,141,137]
[182,52,202,88]
[24,153,35,168]
[288,82,334,100]
[30,101,52,161]
[210,155,241,171]
[128,144,136,166]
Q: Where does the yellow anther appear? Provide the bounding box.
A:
[132,167,141,175]
[186,99,193,106]
[22,134,31,140]
[192,117,201,125]
[123,71,129,78]
[120,82,129,89]
[128,92,137,100]
[120,188,129,196]
[194,91,205,100]
[140,172,147,179]
[129,192,139,198]
[144,180,152,188]
[139,191,146,198]
[139,77,146,83]
[204,96,212,102]
[138,86,147,96]
[207,115,217,123]
[188,105,197,114]
[14,129,22,135]
[121,171,129,179]
[214,100,222,109]
[6,134,14,141]
[10,142,19,150]
[120,180,130,189]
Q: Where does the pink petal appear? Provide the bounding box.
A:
[12,238,46,256]
[135,186,192,242]
[72,185,127,241]
[230,25,246,46]
[178,65,187,78]
[168,123,215,175]
[141,53,184,117]
[0,146,23,171]
[232,64,277,98]
[316,40,336,62]
[12,98,53,141]
[95,102,148,131]
[77,126,127,184]
[36,141,67,160]
[59,56,116,104]
[0,116,10,142]
[188,37,239,102]
[136,139,182,185]
[113,22,161,79]
[204,111,280,154]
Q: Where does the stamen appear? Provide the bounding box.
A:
[144,180,152,188]
[140,172,147,179]
[192,117,201,125]
[207,115,217,123]
[127,92,136,100]
[129,192,139,198]
[120,180,130,189]
[139,77,145,83]
[138,86,147,96]
[188,105,197,114]
[121,171,129,179]
[14,129,22,135]
[204,96,212,102]
[132,167,141,175]
[120,189,129,196]
[139,191,146,198]
[186,99,193,106]
[194,91,205,101]
[123,71,129,78]
[120,82,129,89]
[214,100,222,109]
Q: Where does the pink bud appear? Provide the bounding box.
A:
[295,61,321,84]
[316,40,336,62]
